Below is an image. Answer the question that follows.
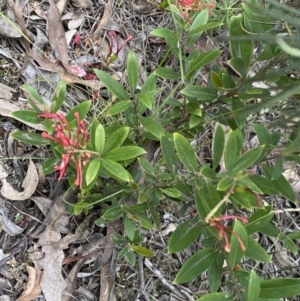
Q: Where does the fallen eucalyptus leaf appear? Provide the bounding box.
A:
[0,160,39,201]
[16,266,42,301]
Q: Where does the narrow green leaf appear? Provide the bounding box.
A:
[174,133,198,172]
[12,111,41,124]
[107,100,131,115]
[168,219,202,253]
[103,127,129,153]
[208,252,224,293]
[161,188,181,198]
[229,14,253,72]
[245,237,271,263]
[102,205,123,220]
[185,50,221,80]
[22,84,45,106]
[138,157,155,175]
[227,57,247,76]
[42,157,60,175]
[189,22,223,35]
[94,70,131,101]
[160,134,178,177]
[260,278,300,298]
[148,198,161,230]
[154,67,180,79]
[136,93,153,109]
[224,129,243,172]
[222,73,235,89]
[217,176,234,191]
[211,71,222,90]
[131,245,154,257]
[102,159,131,182]
[103,146,146,161]
[287,231,300,240]
[247,271,261,301]
[66,100,91,123]
[200,165,217,180]
[195,292,234,301]
[85,159,100,186]
[94,124,105,153]
[139,116,165,139]
[272,174,296,203]
[127,51,138,93]
[125,216,136,241]
[11,131,49,146]
[51,81,66,112]
[187,9,208,46]
[245,206,274,235]
[140,73,156,97]
[227,220,248,269]
[213,124,225,170]
[174,248,216,284]
[180,86,217,101]
[231,146,264,174]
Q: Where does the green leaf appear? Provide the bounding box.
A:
[231,146,264,174]
[229,14,253,73]
[230,187,259,209]
[189,22,223,35]
[227,57,247,76]
[127,51,138,93]
[224,129,243,172]
[161,188,181,198]
[103,127,129,153]
[138,157,154,175]
[139,116,165,140]
[11,131,49,146]
[22,84,45,108]
[126,250,136,266]
[211,71,222,90]
[222,73,235,89]
[174,133,198,172]
[42,157,60,175]
[246,237,271,263]
[168,219,202,253]
[247,271,261,301]
[195,292,234,301]
[51,81,66,112]
[187,9,208,46]
[85,159,100,186]
[200,165,217,180]
[12,111,41,124]
[125,216,136,241]
[103,146,146,161]
[287,231,300,240]
[102,205,123,220]
[213,124,225,170]
[94,124,105,153]
[174,248,216,284]
[227,220,248,269]
[260,278,300,298]
[140,73,156,97]
[217,176,234,191]
[131,245,154,257]
[160,134,178,178]
[136,93,153,109]
[107,100,131,115]
[95,70,131,101]
[185,50,221,80]
[154,67,180,79]
[245,206,274,235]
[208,252,224,293]
[186,102,202,117]
[180,86,217,101]
[102,159,131,182]
[66,100,91,123]
[250,175,279,195]
[137,212,153,230]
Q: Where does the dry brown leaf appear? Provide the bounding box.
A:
[16,266,42,301]
[34,221,67,301]
[92,0,112,40]
[0,160,39,201]
[72,0,93,9]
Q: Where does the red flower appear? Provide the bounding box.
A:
[39,112,91,188]
[206,215,248,252]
